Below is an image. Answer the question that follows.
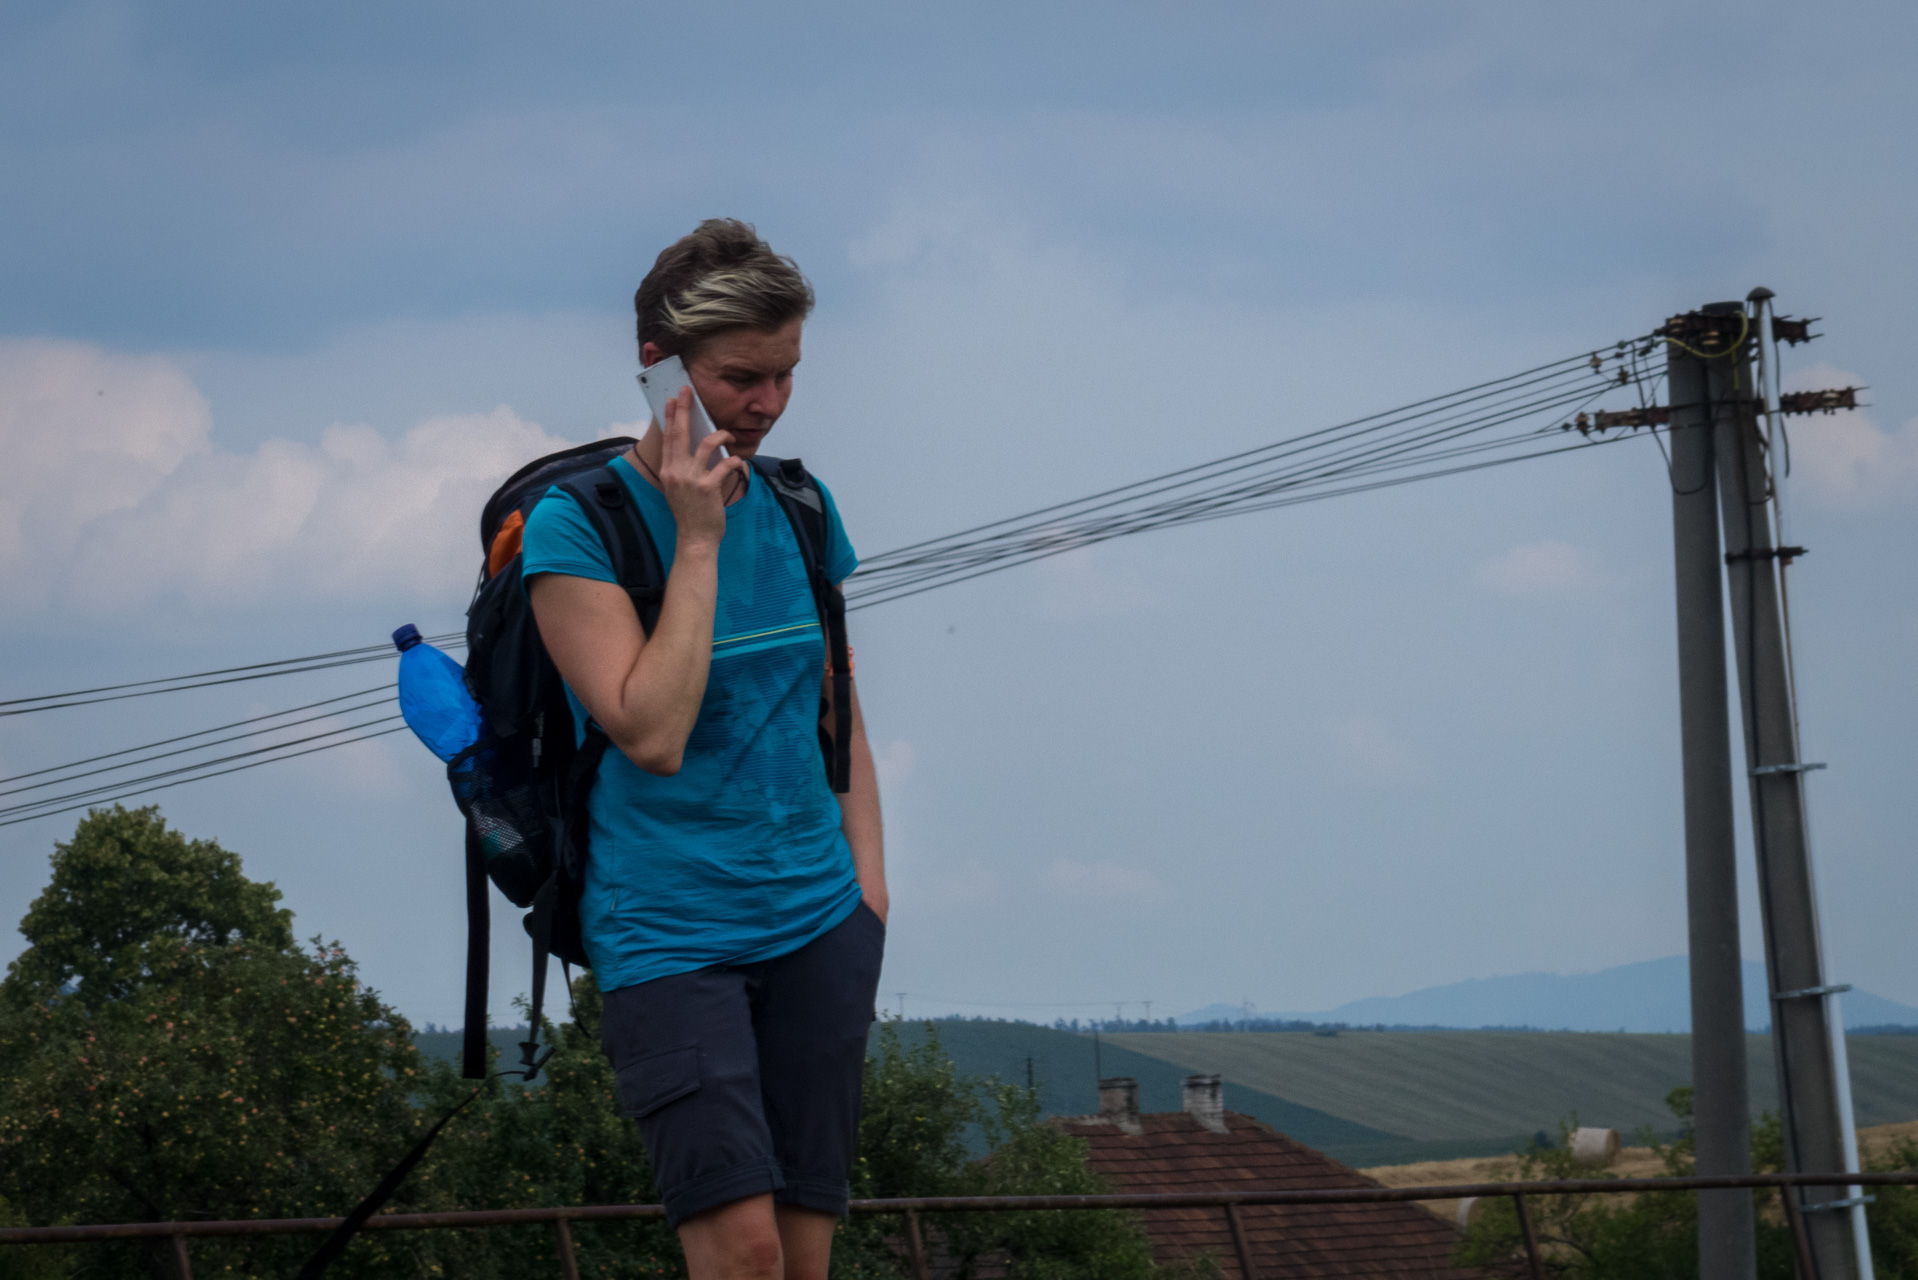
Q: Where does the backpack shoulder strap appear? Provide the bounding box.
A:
[518,465,655,1086]
[751,454,830,555]
[555,466,666,636]
[750,455,852,793]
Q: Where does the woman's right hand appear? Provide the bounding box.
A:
[656,388,747,549]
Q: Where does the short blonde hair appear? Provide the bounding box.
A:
[635,219,814,359]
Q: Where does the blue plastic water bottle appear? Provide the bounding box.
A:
[392,624,484,762]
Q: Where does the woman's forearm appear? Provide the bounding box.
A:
[838,686,887,919]
[604,539,721,773]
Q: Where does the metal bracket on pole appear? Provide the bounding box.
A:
[1772,983,1852,1002]
[1750,762,1826,776]
[1804,1196,1877,1213]
[1726,546,1809,565]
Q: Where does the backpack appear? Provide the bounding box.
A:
[450,440,852,1082]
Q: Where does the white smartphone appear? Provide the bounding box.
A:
[636,355,722,466]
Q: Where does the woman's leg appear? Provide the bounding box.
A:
[773,1205,836,1280]
[602,974,790,1260]
[754,902,887,1269]
[678,1193,784,1280]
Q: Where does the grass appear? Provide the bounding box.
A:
[414,1026,533,1072]
[412,1021,1918,1170]
[1106,1031,1918,1146]
[883,1018,1408,1156]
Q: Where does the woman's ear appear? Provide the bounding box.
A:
[640,341,668,368]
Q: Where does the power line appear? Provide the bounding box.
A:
[0,715,408,827]
[0,636,459,718]
[0,333,1663,824]
[0,725,412,830]
[0,688,400,798]
[847,356,1645,608]
[894,994,1159,1011]
[847,433,1640,612]
[850,353,1630,583]
[865,346,1610,562]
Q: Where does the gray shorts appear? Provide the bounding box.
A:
[599,901,886,1226]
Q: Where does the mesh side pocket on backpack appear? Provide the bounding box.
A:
[447,736,554,908]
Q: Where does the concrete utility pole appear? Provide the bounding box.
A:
[1667,304,1757,1280]
[1707,297,1862,1280]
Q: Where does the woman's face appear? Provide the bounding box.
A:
[643,318,802,460]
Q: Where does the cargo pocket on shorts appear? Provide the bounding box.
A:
[614,1043,700,1119]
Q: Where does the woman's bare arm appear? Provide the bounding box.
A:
[527,390,744,775]
[834,674,887,922]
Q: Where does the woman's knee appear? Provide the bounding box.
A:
[680,1195,784,1280]
[730,1231,784,1280]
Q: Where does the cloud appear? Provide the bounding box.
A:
[925,859,1002,907]
[0,339,212,598]
[1475,539,1610,599]
[1036,546,1153,619]
[1327,713,1424,782]
[874,738,917,792]
[302,716,412,798]
[1040,857,1160,902]
[0,338,589,623]
[1780,363,1918,506]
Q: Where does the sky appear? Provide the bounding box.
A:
[2,0,1915,1030]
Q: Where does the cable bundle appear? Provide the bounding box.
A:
[0,634,461,717]
[1,336,1664,825]
[848,340,1659,610]
[0,685,416,828]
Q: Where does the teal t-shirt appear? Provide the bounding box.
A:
[520,454,863,992]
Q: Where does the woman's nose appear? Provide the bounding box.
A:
[748,380,790,418]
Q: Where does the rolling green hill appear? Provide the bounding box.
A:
[415,1026,533,1074]
[413,1022,1918,1168]
[1107,1031,1918,1154]
[882,1019,1412,1161]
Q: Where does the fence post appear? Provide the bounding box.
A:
[170,1233,194,1280]
[1224,1202,1261,1280]
[903,1206,930,1280]
[553,1218,579,1280]
[1779,1187,1816,1280]
[1511,1195,1544,1280]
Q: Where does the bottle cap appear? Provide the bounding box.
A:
[391,623,423,652]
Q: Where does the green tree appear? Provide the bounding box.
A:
[1867,1134,1918,1278]
[5,804,293,1005]
[1456,1089,1796,1278]
[400,973,685,1278]
[0,810,1201,1279]
[0,808,432,1278]
[834,1020,1204,1280]
[408,1004,1187,1279]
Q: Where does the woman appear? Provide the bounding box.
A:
[523,219,886,1280]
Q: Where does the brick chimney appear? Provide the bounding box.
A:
[1182,1073,1228,1133]
[1098,1076,1142,1134]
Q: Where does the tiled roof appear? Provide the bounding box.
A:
[1058,1111,1481,1279]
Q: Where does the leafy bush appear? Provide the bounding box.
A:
[1455,1088,1800,1279]
[0,807,433,1278]
[1867,1135,1918,1277]
[400,973,686,1279]
[0,809,1188,1279]
[837,1020,1199,1279]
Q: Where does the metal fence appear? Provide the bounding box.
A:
[4,1170,1915,1280]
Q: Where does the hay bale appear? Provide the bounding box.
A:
[1568,1126,1620,1167]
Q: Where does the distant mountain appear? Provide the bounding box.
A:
[1176,1002,1258,1026]
[1180,958,1918,1033]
